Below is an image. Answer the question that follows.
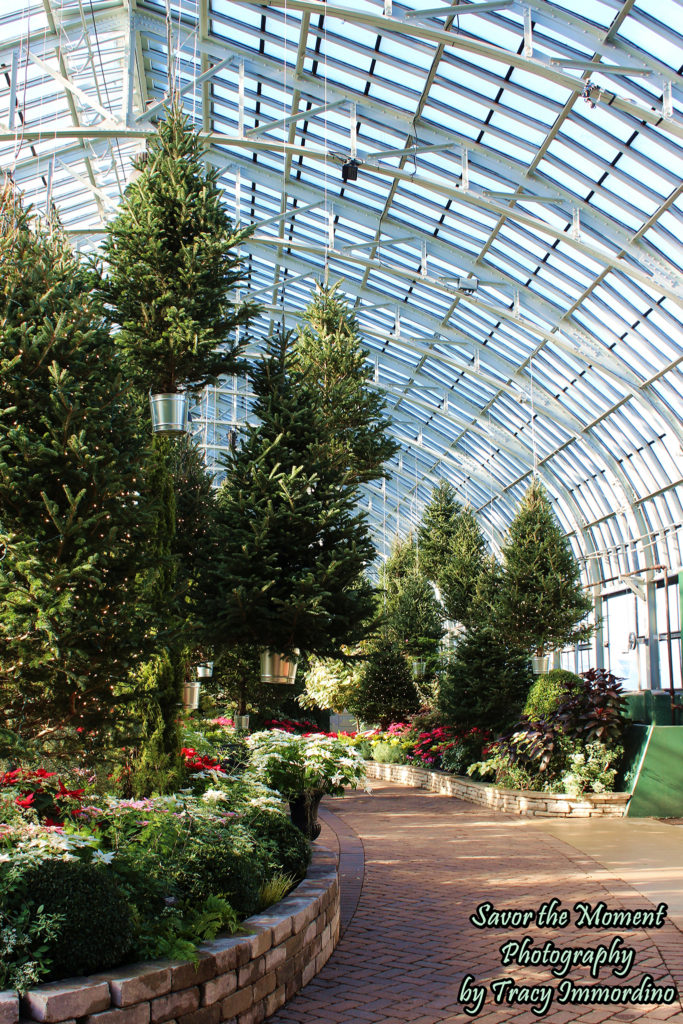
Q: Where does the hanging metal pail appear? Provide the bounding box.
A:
[260,649,300,685]
[196,662,214,679]
[149,393,189,435]
[531,654,550,675]
[182,680,201,710]
[412,658,427,679]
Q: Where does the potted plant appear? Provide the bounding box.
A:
[100,103,257,434]
[246,729,367,840]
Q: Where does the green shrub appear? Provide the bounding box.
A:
[0,859,64,992]
[523,669,583,721]
[371,741,407,764]
[240,807,310,881]
[19,860,134,980]
[169,821,270,918]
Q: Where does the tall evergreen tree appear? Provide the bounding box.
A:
[381,536,443,659]
[100,103,257,394]
[439,506,488,627]
[294,284,398,485]
[439,625,531,735]
[349,635,420,729]
[213,332,376,658]
[417,481,462,588]
[0,190,154,747]
[496,479,593,655]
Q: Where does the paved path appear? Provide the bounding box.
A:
[271,780,683,1024]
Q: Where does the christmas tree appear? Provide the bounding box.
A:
[0,189,154,748]
[381,536,443,659]
[497,478,593,655]
[417,482,488,626]
[350,635,420,729]
[100,103,257,394]
[213,332,376,659]
[294,284,398,485]
[439,624,532,735]
[417,481,463,588]
[439,506,488,627]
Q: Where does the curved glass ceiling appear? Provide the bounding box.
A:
[1,0,682,586]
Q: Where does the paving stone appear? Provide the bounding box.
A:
[0,993,19,1024]
[150,988,199,1024]
[267,781,683,1024]
[22,981,110,1022]
[84,1005,150,1024]
[94,966,173,1007]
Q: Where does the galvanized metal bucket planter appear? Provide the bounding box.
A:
[411,657,427,679]
[196,662,214,679]
[149,392,189,435]
[531,654,550,675]
[260,649,300,685]
[182,680,201,710]
[234,714,250,732]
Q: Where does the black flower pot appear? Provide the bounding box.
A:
[289,789,325,841]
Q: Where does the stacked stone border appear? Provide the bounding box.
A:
[0,846,340,1024]
[366,761,631,818]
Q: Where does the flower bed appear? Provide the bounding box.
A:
[366,762,631,818]
[0,845,340,1024]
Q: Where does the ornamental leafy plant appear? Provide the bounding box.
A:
[246,729,367,799]
[100,103,257,394]
[496,478,593,655]
[0,188,156,748]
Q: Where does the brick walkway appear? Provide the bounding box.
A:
[270,780,683,1024]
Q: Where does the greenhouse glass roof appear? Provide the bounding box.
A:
[1,0,682,587]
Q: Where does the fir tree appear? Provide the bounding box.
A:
[381,536,443,659]
[438,625,532,735]
[350,635,420,729]
[213,332,376,659]
[100,103,257,394]
[126,439,186,793]
[417,481,462,586]
[439,506,488,627]
[294,284,398,485]
[497,479,593,655]
[0,190,154,747]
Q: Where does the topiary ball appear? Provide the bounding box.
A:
[524,668,583,721]
[22,859,134,980]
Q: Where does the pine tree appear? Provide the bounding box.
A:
[213,332,376,659]
[100,103,257,394]
[381,536,443,659]
[417,481,463,588]
[439,506,488,627]
[294,284,398,485]
[0,190,154,748]
[497,479,593,655]
[166,433,219,650]
[417,482,488,626]
[349,635,419,729]
[439,625,532,735]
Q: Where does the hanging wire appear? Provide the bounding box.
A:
[530,354,538,478]
[322,7,329,286]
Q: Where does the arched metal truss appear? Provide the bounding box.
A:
[1,0,682,596]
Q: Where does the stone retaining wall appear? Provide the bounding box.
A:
[0,846,339,1024]
[366,761,631,818]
